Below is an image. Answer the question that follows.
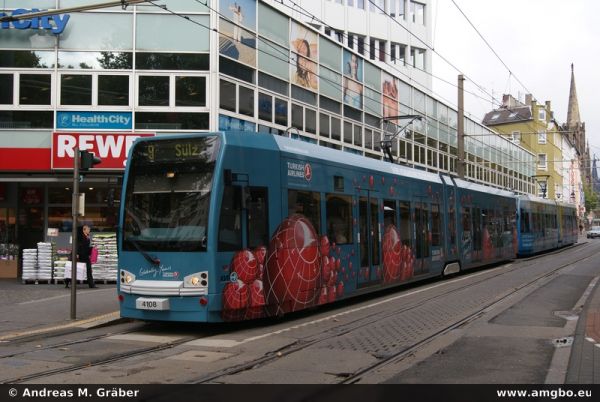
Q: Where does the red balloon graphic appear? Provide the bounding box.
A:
[231,249,259,284]
[245,279,266,319]
[263,215,322,315]
[382,225,402,283]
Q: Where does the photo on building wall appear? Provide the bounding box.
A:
[290,52,318,91]
[382,71,399,119]
[219,18,256,67]
[343,50,363,83]
[290,22,319,91]
[219,0,257,32]
[343,77,363,109]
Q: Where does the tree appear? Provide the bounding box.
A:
[583,183,598,213]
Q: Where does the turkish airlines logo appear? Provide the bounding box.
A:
[304,163,312,182]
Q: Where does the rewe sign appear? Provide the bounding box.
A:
[52,132,155,170]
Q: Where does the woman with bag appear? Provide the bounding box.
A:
[78,224,96,288]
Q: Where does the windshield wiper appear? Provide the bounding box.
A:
[127,238,161,266]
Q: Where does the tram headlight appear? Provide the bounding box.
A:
[120,269,135,285]
[184,271,208,288]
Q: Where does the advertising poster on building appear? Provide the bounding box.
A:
[343,50,363,109]
[219,0,257,66]
[290,22,318,91]
[382,71,399,119]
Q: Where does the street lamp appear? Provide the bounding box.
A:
[379,114,424,164]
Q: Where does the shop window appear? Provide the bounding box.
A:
[292,104,303,131]
[19,74,51,105]
[139,76,169,106]
[219,80,236,112]
[354,124,362,146]
[59,51,132,70]
[0,207,16,244]
[258,72,288,96]
[326,194,352,244]
[98,75,129,106]
[135,112,209,130]
[238,85,254,117]
[291,85,317,106]
[258,93,272,122]
[364,129,373,150]
[136,52,208,71]
[175,76,206,107]
[0,74,13,104]
[320,96,341,114]
[331,117,342,141]
[0,50,55,68]
[319,113,330,138]
[219,56,255,84]
[344,121,352,144]
[288,189,321,233]
[274,98,288,126]
[0,111,53,129]
[305,108,316,134]
[61,74,92,105]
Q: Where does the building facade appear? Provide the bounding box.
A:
[0,0,535,262]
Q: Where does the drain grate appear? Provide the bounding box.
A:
[552,337,573,347]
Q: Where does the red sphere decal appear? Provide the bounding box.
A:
[231,249,259,284]
[382,225,402,283]
[264,215,322,315]
[223,280,249,311]
[369,175,374,188]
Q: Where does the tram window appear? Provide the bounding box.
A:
[462,207,471,232]
[288,190,321,233]
[218,185,242,251]
[383,200,396,229]
[333,176,344,192]
[399,201,411,247]
[473,208,482,251]
[431,203,441,247]
[326,194,352,244]
[248,187,269,248]
[521,208,531,233]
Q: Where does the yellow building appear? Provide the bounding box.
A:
[482,94,563,199]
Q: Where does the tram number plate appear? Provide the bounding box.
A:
[136,297,170,311]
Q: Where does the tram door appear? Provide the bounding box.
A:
[357,196,380,287]
[414,202,430,275]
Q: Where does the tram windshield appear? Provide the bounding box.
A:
[122,136,219,252]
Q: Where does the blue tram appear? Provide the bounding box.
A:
[516,196,578,256]
[117,131,576,322]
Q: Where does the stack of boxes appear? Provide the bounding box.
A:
[36,242,53,281]
[21,249,38,281]
[91,233,118,282]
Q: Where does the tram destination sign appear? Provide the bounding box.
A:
[136,137,220,164]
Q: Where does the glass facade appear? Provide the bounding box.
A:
[1,0,535,198]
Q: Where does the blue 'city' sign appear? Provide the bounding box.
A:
[1,9,70,35]
[57,111,133,130]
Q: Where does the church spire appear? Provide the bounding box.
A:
[567,63,581,127]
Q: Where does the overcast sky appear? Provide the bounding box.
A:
[431,0,600,157]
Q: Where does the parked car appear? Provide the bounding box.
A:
[587,226,600,238]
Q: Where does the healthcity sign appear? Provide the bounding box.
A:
[0,9,70,35]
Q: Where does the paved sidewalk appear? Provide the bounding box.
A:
[0,279,121,340]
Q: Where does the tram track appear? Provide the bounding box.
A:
[1,242,593,384]
[187,242,597,384]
